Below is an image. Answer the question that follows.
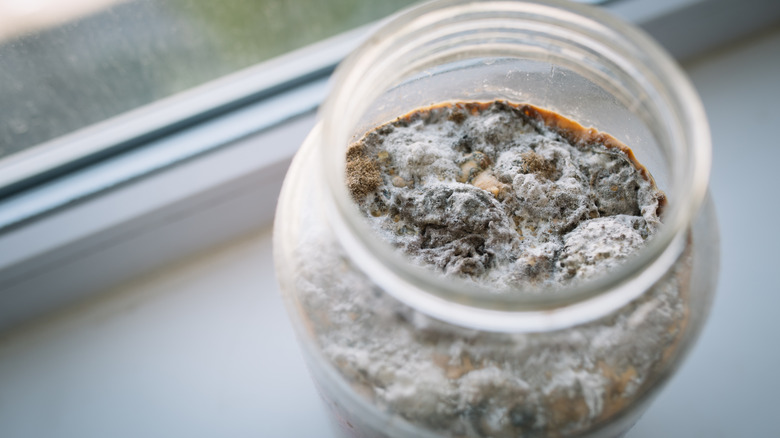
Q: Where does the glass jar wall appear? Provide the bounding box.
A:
[273,1,718,436]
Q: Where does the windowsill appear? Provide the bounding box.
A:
[0,26,779,437]
[0,112,316,331]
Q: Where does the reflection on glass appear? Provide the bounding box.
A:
[0,0,418,160]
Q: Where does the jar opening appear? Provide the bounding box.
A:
[318,0,710,331]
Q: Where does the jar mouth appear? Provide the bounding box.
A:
[317,0,711,331]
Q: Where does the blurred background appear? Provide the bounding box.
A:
[0,0,779,437]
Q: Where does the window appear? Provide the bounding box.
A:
[0,0,418,161]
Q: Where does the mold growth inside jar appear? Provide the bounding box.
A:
[296,100,689,437]
[347,100,667,290]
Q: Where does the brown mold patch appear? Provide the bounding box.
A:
[448,109,467,124]
[520,150,558,180]
[346,143,381,200]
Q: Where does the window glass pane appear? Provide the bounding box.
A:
[0,0,418,160]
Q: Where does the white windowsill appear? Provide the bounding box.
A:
[0,112,316,331]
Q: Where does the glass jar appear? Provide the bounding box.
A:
[273,0,718,437]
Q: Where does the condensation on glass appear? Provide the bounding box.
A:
[0,0,418,161]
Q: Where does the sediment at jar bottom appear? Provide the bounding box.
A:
[294,229,691,437]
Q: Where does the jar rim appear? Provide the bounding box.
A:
[317,0,711,331]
